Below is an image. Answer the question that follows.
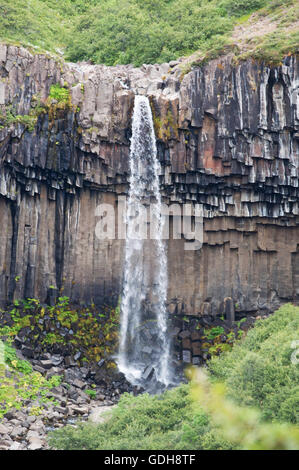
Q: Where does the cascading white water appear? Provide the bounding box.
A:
[117,95,172,390]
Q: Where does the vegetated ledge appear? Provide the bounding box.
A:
[0,42,298,316]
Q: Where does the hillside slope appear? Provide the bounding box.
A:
[0,0,298,66]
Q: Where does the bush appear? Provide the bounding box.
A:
[0,0,279,66]
[209,303,299,423]
[219,0,267,16]
[0,0,69,52]
[191,368,299,450]
[0,342,62,419]
[49,84,70,104]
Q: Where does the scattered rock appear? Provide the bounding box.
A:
[182,350,191,363]
[21,346,34,359]
[0,424,10,435]
[88,406,115,424]
[29,420,46,433]
[9,442,22,450]
[28,437,44,450]
[39,360,53,370]
[73,379,86,389]
[64,356,77,367]
[51,355,64,366]
[97,359,105,368]
[178,330,191,339]
[143,366,154,381]
[70,405,89,416]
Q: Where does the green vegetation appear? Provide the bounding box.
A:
[190,368,299,450]
[0,105,39,132]
[0,1,297,67]
[65,0,235,66]
[85,389,97,400]
[46,84,73,122]
[240,0,299,63]
[151,103,179,142]
[49,384,219,450]
[0,0,70,53]
[220,0,267,15]
[204,326,225,340]
[0,342,61,419]
[0,84,74,133]
[209,303,299,423]
[48,84,70,104]
[0,296,120,366]
[49,304,299,450]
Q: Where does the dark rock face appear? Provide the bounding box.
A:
[0,44,298,315]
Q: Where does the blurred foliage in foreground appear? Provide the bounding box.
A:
[49,303,299,450]
[191,369,299,450]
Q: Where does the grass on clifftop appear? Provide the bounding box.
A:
[0,0,298,66]
[49,303,299,450]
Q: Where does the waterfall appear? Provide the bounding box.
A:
[117,95,172,391]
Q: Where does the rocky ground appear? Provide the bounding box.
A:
[0,400,116,450]
[0,350,137,450]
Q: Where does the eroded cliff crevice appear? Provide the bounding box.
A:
[0,44,298,315]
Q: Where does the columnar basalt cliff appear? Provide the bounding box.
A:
[0,44,298,317]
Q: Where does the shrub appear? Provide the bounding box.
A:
[209,304,299,423]
[191,369,299,450]
[0,344,62,419]
[49,84,70,104]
